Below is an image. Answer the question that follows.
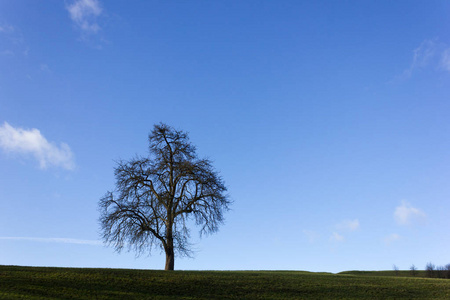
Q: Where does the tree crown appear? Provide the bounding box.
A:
[99,123,230,260]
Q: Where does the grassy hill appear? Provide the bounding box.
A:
[1,265,450,299]
[339,270,429,278]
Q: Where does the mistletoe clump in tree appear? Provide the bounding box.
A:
[99,123,230,270]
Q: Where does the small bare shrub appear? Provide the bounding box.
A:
[393,264,399,276]
[410,264,417,277]
[426,262,436,278]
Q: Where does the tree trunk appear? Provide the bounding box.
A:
[165,224,175,271]
[165,246,175,271]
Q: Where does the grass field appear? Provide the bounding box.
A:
[1,265,450,299]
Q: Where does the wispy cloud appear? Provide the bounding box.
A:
[328,219,359,243]
[66,0,103,34]
[330,232,344,242]
[384,233,400,245]
[0,237,102,246]
[408,40,436,73]
[0,24,15,33]
[336,219,360,232]
[399,39,436,80]
[0,50,14,56]
[0,122,75,170]
[440,48,450,72]
[393,38,450,82]
[394,200,426,226]
[40,63,51,72]
[302,230,320,244]
[0,22,27,56]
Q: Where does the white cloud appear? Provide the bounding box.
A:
[0,122,75,170]
[66,0,102,34]
[327,219,359,244]
[330,232,344,242]
[393,38,450,81]
[394,200,426,225]
[0,237,101,246]
[384,233,400,245]
[336,219,360,232]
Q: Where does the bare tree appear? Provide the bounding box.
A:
[99,123,231,270]
[445,264,450,279]
[393,264,399,276]
[410,264,417,277]
[426,262,436,278]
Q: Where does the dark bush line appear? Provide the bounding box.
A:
[393,263,450,279]
[425,263,450,279]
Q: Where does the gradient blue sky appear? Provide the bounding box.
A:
[1,0,450,273]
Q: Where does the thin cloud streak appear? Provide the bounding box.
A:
[0,237,102,246]
[336,219,360,232]
[399,39,436,80]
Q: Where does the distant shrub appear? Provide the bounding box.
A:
[426,262,435,278]
[393,264,399,276]
[436,266,446,279]
[425,262,450,279]
[410,264,417,277]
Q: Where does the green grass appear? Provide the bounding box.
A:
[1,265,450,299]
[339,270,429,278]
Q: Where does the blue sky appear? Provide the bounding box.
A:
[1,0,450,273]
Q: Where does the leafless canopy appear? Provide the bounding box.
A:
[99,123,230,270]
